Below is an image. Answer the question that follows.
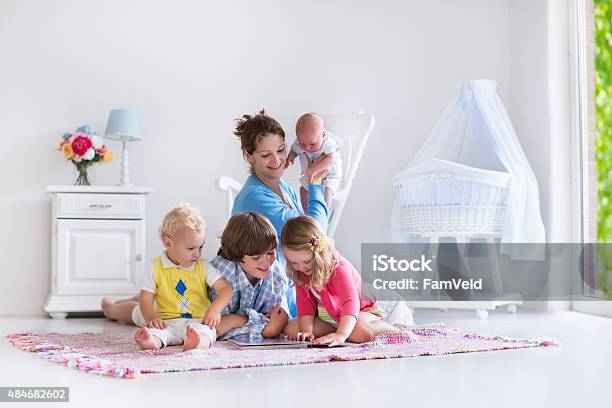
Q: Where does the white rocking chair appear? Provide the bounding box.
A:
[217,110,375,239]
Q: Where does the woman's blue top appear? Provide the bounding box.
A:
[232,174,329,316]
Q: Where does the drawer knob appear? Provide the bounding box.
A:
[135,255,143,261]
[89,204,112,209]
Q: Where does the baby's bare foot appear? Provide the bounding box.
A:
[183,324,211,351]
[134,327,162,350]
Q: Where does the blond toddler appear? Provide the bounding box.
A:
[102,203,232,351]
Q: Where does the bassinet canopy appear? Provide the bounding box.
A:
[391,79,545,260]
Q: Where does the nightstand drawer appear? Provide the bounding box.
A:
[56,193,145,219]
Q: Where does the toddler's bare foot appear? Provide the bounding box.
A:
[393,323,411,330]
[101,297,114,319]
[183,324,211,351]
[134,327,162,350]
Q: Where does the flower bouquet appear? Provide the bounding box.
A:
[58,125,112,185]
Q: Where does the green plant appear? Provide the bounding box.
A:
[595,0,612,298]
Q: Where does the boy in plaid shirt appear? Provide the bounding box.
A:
[209,212,289,341]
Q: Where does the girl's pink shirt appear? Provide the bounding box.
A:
[295,257,376,323]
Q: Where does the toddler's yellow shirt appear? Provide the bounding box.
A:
[151,256,212,320]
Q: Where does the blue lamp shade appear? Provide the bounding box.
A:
[104,109,142,142]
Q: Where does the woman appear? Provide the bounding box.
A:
[232,110,329,315]
[232,110,328,237]
[233,111,413,327]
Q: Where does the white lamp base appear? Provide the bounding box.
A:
[119,140,134,186]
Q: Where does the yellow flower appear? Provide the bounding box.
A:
[101,151,113,163]
[61,143,73,159]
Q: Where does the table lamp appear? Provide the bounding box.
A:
[104,109,142,186]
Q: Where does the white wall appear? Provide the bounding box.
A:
[509,0,572,243]
[0,0,514,315]
[508,0,573,311]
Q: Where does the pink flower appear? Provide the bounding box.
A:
[71,135,92,156]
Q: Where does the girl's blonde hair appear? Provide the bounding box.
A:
[159,202,205,238]
[280,215,338,290]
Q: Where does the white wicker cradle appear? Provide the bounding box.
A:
[394,158,511,237]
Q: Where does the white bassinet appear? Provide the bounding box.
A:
[394,158,511,236]
[391,80,544,251]
[389,79,546,317]
[393,158,516,317]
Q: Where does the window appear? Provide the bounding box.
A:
[572,0,612,316]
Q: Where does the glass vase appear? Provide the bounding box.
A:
[74,162,92,186]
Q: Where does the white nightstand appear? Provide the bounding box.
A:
[45,185,153,319]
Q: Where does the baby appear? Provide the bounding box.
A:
[104,203,233,351]
[286,113,342,210]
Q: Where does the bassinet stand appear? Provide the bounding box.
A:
[405,232,521,318]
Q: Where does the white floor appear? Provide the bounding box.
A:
[0,309,610,408]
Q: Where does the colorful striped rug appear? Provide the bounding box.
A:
[6,323,558,379]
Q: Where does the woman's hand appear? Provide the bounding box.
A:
[145,318,167,330]
[305,155,329,184]
[304,166,328,184]
[312,332,347,347]
[303,167,327,183]
[291,331,315,341]
[309,170,328,184]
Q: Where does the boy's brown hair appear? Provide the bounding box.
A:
[218,212,278,261]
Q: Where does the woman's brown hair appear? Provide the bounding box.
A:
[234,110,286,173]
[218,212,278,262]
[280,215,338,290]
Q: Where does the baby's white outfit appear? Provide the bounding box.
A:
[291,130,343,192]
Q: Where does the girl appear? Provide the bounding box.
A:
[282,216,400,346]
